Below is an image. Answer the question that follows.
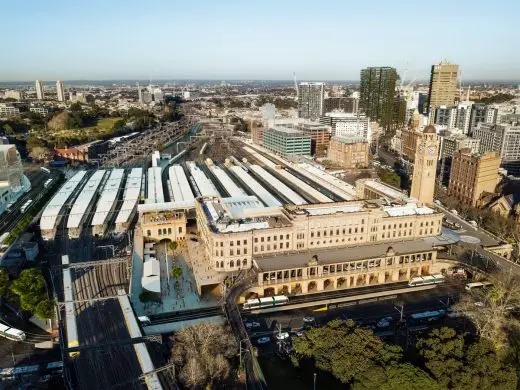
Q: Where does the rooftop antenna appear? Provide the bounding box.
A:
[293,72,299,100]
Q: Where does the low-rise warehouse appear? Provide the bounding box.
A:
[248,164,307,205]
[40,171,87,240]
[228,165,282,207]
[67,170,106,238]
[91,169,125,236]
[115,168,143,232]
[208,164,247,197]
[187,161,220,197]
[146,167,164,204]
[168,165,195,202]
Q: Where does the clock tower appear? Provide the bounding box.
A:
[410,125,438,205]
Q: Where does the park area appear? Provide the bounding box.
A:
[47,117,122,145]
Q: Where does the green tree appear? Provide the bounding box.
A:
[291,319,402,383]
[70,102,82,112]
[2,124,14,135]
[139,290,160,303]
[170,266,183,280]
[10,268,47,312]
[352,363,440,390]
[111,119,127,132]
[0,268,10,299]
[417,327,517,390]
[378,169,401,188]
[168,241,178,251]
[35,299,55,320]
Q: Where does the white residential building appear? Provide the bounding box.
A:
[0,104,20,118]
[56,80,65,102]
[35,80,45,100]
[319,112,371,140]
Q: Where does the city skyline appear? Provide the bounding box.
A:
[2,0,519,82]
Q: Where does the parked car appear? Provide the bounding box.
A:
[245,321,261,329]
[257,336,270,344]
[275,332,290,340]
[377,317,393,328]
[295,330,304,337]
[303,316,315,323]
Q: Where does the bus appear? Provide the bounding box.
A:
[0,323,27,341]
[243,295,289,310]
[20,199,32,213]
[465,281,493,291]
[409,309,446,323]
[408,274,445,287]
[40,167,51,174]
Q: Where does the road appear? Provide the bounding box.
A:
[245,282,463,335]
[435,204,520,274]
[0,170,50,235]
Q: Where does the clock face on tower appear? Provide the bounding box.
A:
[428,146,435,155]
[418,143,425,153]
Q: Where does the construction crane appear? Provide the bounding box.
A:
[293,72,299,100]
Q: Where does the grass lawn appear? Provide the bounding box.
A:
[49,117,122,143]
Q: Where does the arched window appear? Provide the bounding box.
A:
[158,229,162,236]
[243,259,247,266]
[220,261,224,268]
[230,260,234,268]
[168,228,172,234]
[215,261,219,268]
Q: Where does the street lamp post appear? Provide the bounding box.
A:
[313,372,317,390]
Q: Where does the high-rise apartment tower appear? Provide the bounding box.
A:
[56,80,65,102]
[298,82,324,120]
[427,61,459,112]
[359,67,398,131]
[35,80,45,100]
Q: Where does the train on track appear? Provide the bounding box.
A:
[408,274,445,287]
[243,295,289,310]
[0,323,26,341]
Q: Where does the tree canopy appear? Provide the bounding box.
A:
[416,327,517,390]
[291,319,402,383]
[171,323,238,389]
[292,320,517,390]
[10,268,48,313]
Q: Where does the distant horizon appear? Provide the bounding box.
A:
[1,78,519,87]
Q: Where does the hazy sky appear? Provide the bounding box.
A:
[2,0,519,81]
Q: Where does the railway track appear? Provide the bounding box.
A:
[148,306,223,325]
